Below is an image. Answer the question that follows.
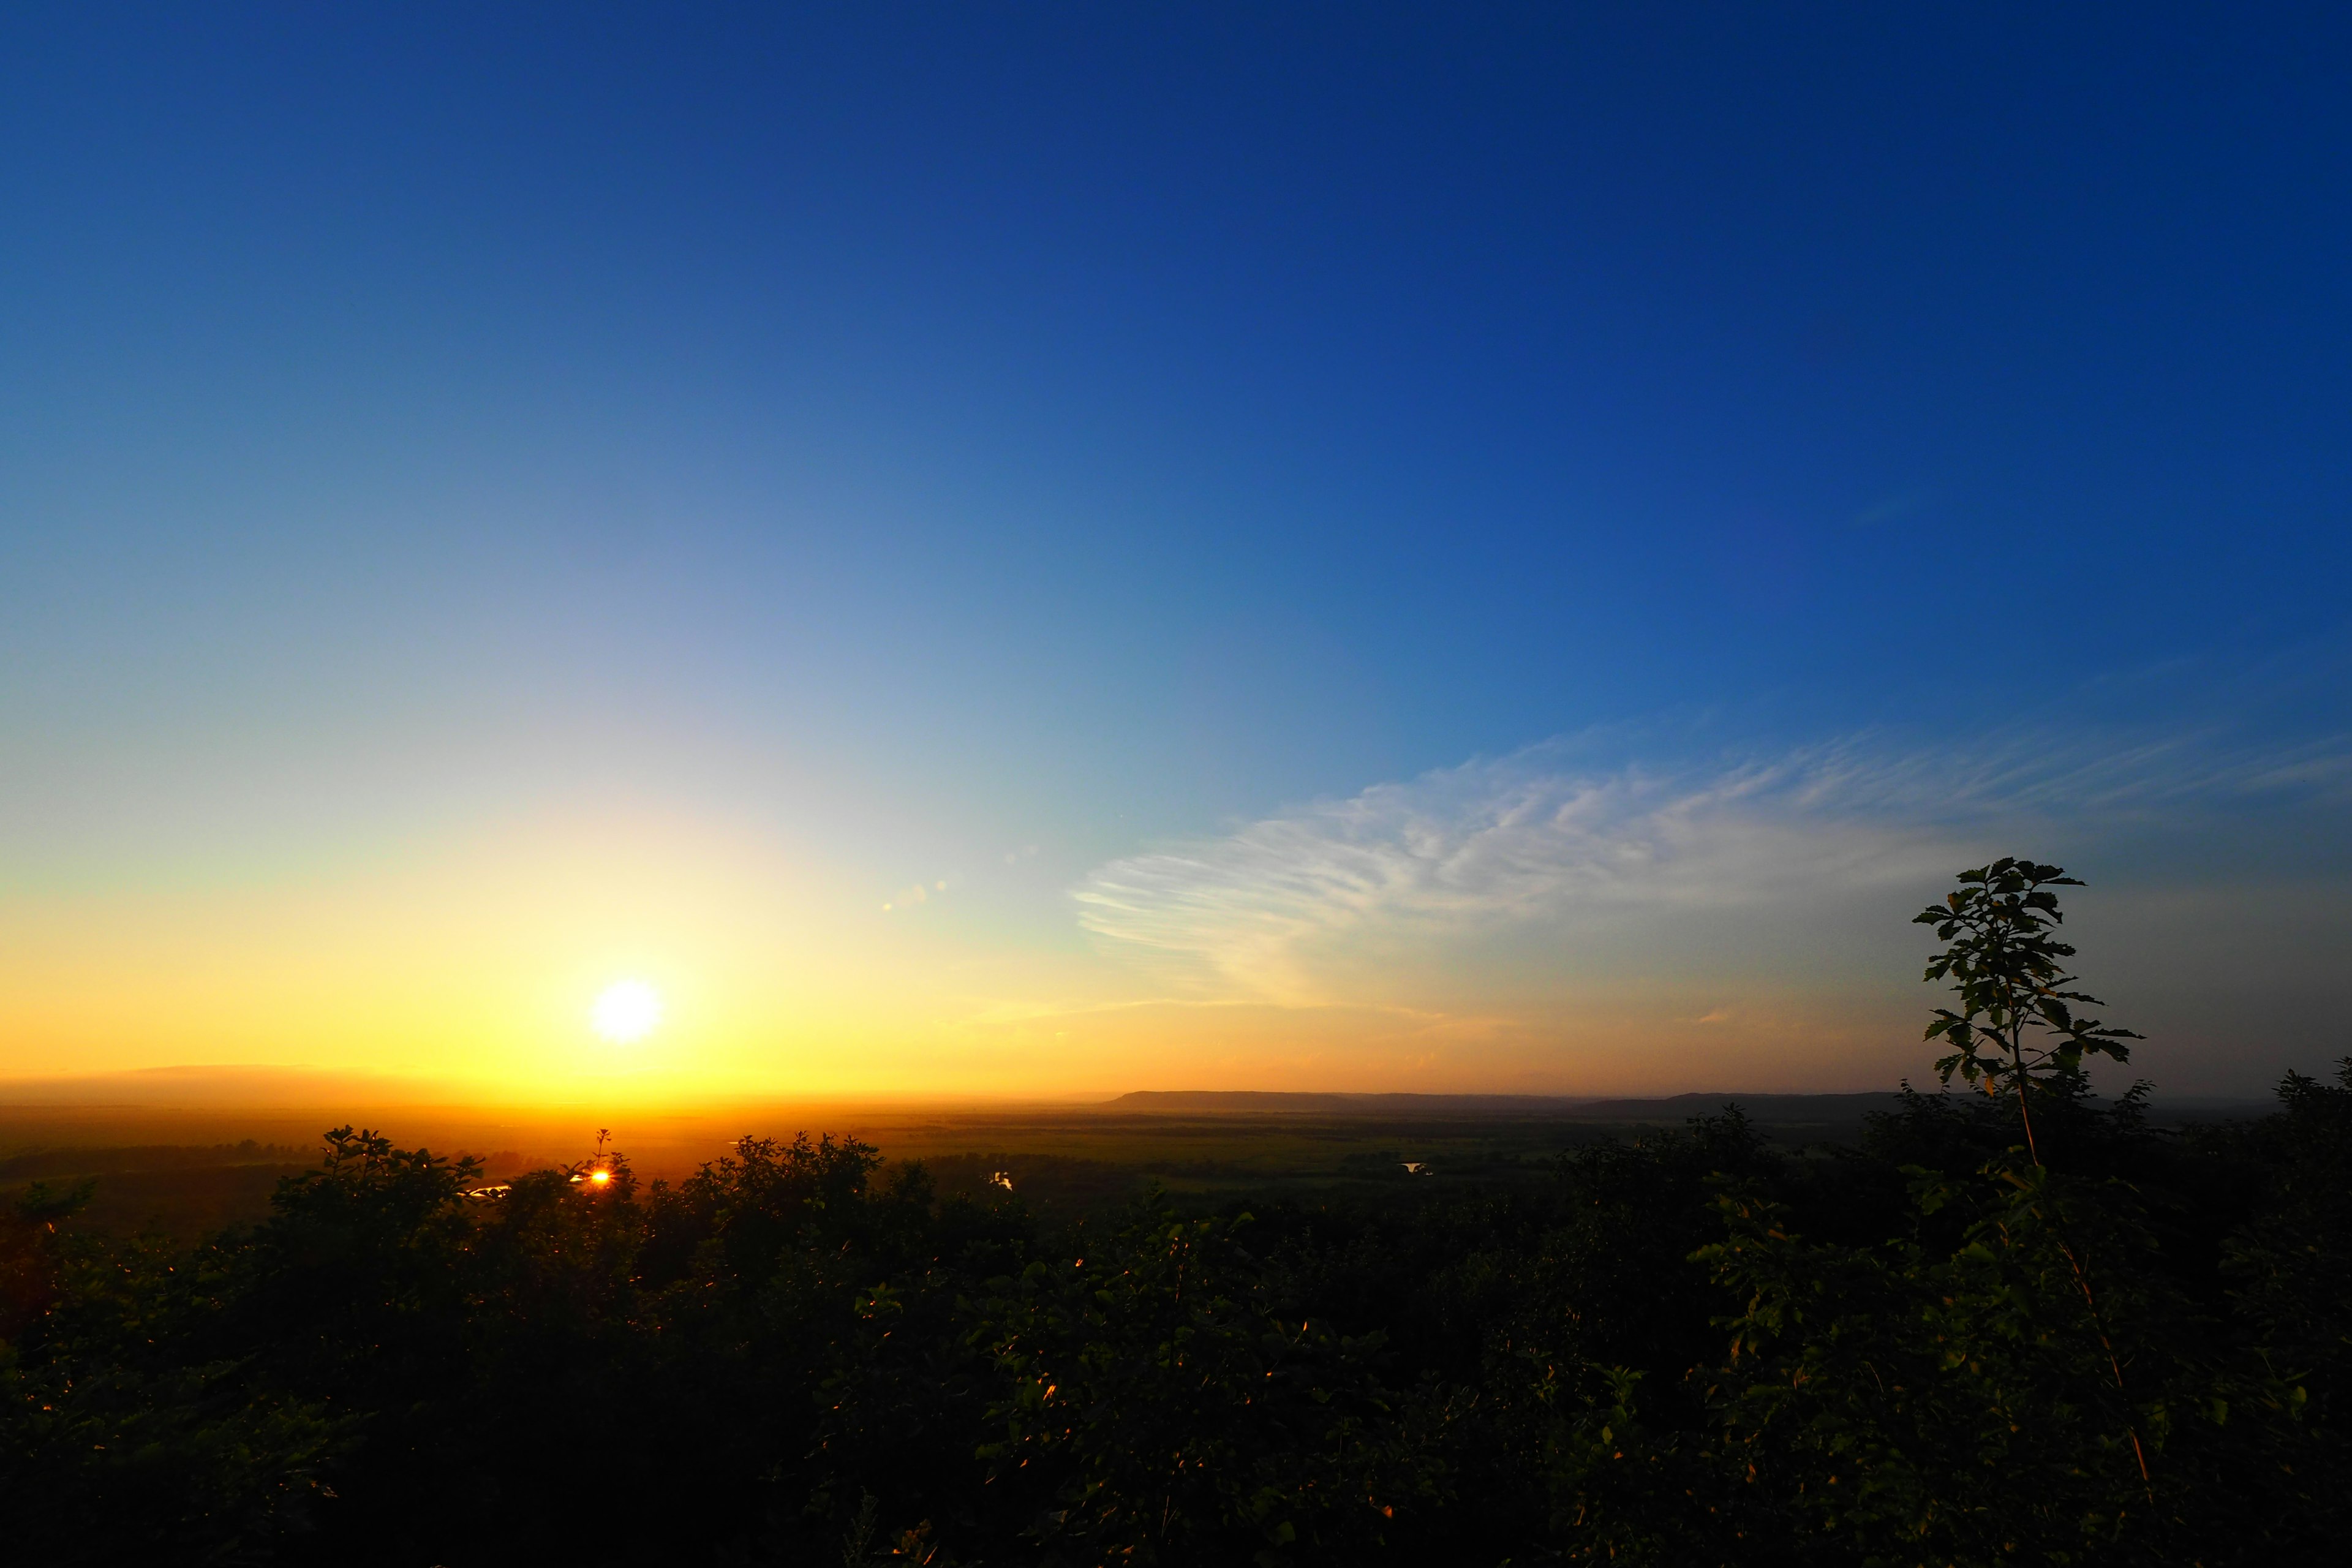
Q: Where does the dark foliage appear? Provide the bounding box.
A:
[6,867,2350,1564]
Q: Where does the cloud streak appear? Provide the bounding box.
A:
[1072,727,2350,1005]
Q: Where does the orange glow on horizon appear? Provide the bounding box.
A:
[0,802,1941,1101]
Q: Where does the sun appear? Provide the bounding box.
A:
[590,979,664,1043]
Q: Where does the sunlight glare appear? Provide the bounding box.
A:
[590,979,664,1043]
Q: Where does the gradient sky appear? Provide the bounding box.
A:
[3,6,2347,1100]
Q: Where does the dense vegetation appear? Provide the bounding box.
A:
[7,863,2350,1566]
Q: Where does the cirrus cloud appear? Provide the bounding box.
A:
[1072,726,2351,1008]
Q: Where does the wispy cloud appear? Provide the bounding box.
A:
[1072,727,2350,1005]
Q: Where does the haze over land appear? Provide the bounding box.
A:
[3,8,2348,1103]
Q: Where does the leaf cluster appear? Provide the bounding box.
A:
[1917,858,2143,1100]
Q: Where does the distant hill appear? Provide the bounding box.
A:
[1100,1088,2271,1129]
[0,1064,463,1107]
[1102,1088,1901,1121]
[1555,1091,1909,1122]
[1104,1090,1600,1114]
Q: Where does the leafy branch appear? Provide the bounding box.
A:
[1914,857,2141,1164]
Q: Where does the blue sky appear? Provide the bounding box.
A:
[2,6,2346,1097]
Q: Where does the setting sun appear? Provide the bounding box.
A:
[589,980,663,1044]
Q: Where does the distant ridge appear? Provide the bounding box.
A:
[1099,1088,2270,1128]
[1103,1089,1898,1118]
[0,1065,464,1108]
[1106,1090,1597,1112]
